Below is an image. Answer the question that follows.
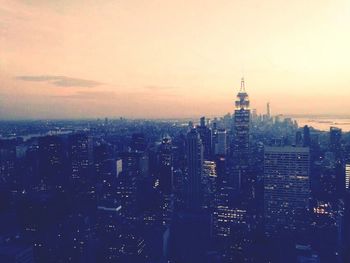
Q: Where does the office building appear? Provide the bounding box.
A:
[215,129,227,156]
[346,164,350,190]
[197,117,212,160]
[158,137,173,194]
[186,129,203,210]
[264,146,310,236]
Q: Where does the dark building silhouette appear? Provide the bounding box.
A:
[215,129,227,156]
[202,160,217,210]
[131,133,147,152]
[0,140,17,190]
[0,95,348,263]
[303,125,311,147]
[196,117,212,160]
[158,137,173,194]
[215,155,228,183]
[69,133,92,183]
[186,129,203,211]
[38,136,65,189]
[94,143,116,182]
[330,127,342,160]
[295,130,303,146]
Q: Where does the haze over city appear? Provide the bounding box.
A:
[1,0,350,119]
[2,1,350,263]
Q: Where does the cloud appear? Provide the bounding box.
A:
[52,91,116,100]
[144,85,177,91]
[16,75,102,88]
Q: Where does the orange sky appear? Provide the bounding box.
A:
[1,0,350,119]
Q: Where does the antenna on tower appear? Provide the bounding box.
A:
[240,77,245,92]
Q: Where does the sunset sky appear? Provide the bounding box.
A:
[1,0,350,119]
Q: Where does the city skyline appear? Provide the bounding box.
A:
[1,0,350,119]
[1,1,350,262]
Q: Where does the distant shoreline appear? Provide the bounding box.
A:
[291,116,350,132]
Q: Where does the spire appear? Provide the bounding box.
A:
[235,77,250,110]
[240,77,245,92]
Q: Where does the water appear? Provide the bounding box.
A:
[289,116,350,132]
[0,130,73,141]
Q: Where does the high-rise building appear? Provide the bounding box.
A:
[264,146,310,236]
[212,205,246,239]
[186,129,203,210]
[69,133,92,182]
[202,160,217,209]
[38,136,65,189]
[94,143,117,204]
[232,78,250,190]
[116,171,137,222]
[118,150,149,212]
[0,139,17,190]
[330,127,342,159]
[116,158,123,177]
[197,117,212,160]
[215,155,227,183]
[211,184,250,261]
[346,164,350,190]
[223,113,233,130]
[295,131,303,146]
[212,185,233,238]
[173,168,184,196]
[158,137,173,194]
[211,122,218,156]
[303,125,311,147]
[131,133,147,152]
[94,143,116,182]
[96,204,123,262]
[120,151,149,178]
[267,102,271,118]
[251,109,258,121]
[215,129,227,156]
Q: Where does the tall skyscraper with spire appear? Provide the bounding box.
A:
[232,78,250,191]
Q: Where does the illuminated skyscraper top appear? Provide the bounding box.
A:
[232,78,250,191]
[235,78,250,110]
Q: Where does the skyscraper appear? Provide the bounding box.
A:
[330,127,342,160]
[215,129,227,156]
[211,121,218,156]
[303,125,311,147]
[267,102,271,118]
[346,164,350,190]
[131,133,147,152]
[232,78,250,190]
[0,140,16,190]
[69,133,92,182]
[295,130,303,146]
[186,129,203,211]
[196,117,212,160]
[94,142,117,205]
[158,137,173,194]
[264,146,310,236]
[202,160,217,209]
[38,136,65,189]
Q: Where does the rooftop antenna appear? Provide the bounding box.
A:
[240,77,245,92]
